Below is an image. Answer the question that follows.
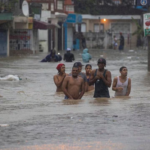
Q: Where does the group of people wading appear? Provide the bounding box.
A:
[53,58,131,100]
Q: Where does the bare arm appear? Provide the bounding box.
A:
[53,74,66,87]
[85,82,88,92]
[112,77,118,91]
[62,77,73,99]
[126,78,131,96]
[112,77,123,92]
[78,79,85,99]
[101,71,112,87]
[89,70,97,85]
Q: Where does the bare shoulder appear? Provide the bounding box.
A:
[91,69,96,75]
[78,76,84,83]
[106,70,111,75]
[128,78,131,82]
[113,76,118,80]
[81,72,86,75]
[53,74,58,78]
[64,76,70,80]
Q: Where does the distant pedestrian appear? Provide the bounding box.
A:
[113,35,118,50]
[119,32,124,51]
[64,48,75,62]
[112,66,131,96]
[82,48,92,63]
[80,33,86,48]
[85,64,94,92]
[41,50,62,62]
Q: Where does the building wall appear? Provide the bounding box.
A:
[82,19,138,49]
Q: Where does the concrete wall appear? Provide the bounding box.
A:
[82,19,138,49]
[38,10,51,53]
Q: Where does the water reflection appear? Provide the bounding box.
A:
[90,98,110,106]
[63,99,83,105]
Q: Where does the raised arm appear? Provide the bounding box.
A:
[78,79,85,99]
[89,70,97,85]
[102,71,112,87]
[62,77,73,99]
[112,77,118,91]
[112,77,123,92]
[53,74,66,87]
[126,78,131,96]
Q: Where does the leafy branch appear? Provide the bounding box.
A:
[0,0,18,13]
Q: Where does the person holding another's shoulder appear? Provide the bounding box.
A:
[112,66,131,96]
[53,63,67,92]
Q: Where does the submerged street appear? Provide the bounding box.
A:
[0,49,150,150]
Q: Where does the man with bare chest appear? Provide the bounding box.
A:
[89,58,112,98]
[62,67,85,100]
[53,64,67,92]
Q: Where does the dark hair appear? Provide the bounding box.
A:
[72,66,79,70]
[85,64,92,69]
[120,66,127,72]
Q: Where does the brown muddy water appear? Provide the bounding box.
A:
[0,49,150,150]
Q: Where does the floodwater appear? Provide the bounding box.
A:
[0,49,150,150]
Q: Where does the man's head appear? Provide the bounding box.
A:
[97,58,106,69]
[120,32,122,35]
[72,66,79,77]
[56,63,65,73]
[73,62,84,73]
[67,48,71,53]
[85,64,92,74]
[120,66,127,76]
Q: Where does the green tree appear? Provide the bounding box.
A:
[0,0,18,13]
[74,0,142,15]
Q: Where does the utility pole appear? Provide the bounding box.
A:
[148,36,150,71]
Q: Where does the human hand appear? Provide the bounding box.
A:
[117,87,123,92]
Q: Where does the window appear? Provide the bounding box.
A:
[94,24,99,32]
[42,3,49,10]
[57,1,63,10]
[66,5,74,12]
[94,24,104,32]
[100,24,104,31]
[75,23,86,32]
[81,23,86,32]
[51,3,54,11]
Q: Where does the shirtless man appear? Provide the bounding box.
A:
[85,64,94,92]
[53,63,66,92]
[62,66,85,100]
[112,66,131,96]
[89,58,112,98]
[73,62,88,91]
